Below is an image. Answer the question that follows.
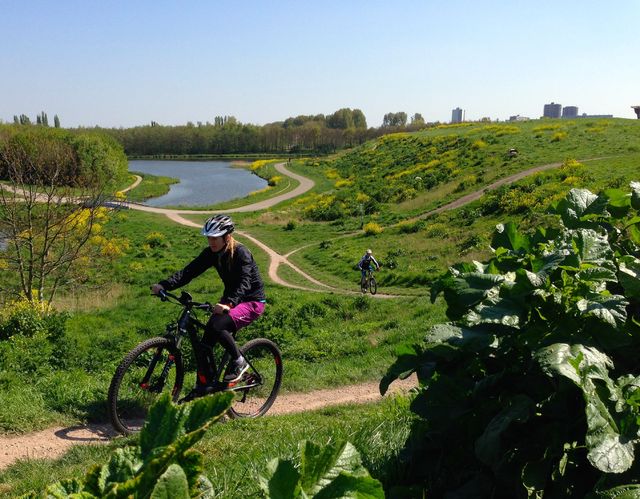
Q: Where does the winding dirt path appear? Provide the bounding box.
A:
[0,376,416,471]
[0,157,599,472]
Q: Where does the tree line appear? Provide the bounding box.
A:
[8,108,433,157]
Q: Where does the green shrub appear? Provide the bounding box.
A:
[145,231,169,248]
[398,220,425,234]
[382,184,640,497]
[0,299,67,375]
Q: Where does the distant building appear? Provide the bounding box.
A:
[578,113,614,119]
[562,106,578,118]
[508,115,529,122]
[633,106,640,119]
[451,107,465,124]
[543,102,562,118]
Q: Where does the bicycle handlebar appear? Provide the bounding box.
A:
[156,289,212,311]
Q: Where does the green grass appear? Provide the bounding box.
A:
[0,396,416,498]
[3,116,640,479]
[0,205,446,432]
[125,171,178,202]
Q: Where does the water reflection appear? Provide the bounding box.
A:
[128,160,267,207]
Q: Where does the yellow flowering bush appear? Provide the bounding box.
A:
[363,222,383,235]
[551,131,568,142]
[129,262,143,272]
[335,179,353,188]
[268,175,282,187]
[325,169,340,179]
[250,159,270,171]
[355,192,370,203]
[145,231,169,248]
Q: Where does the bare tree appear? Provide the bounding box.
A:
[0,133,109,303]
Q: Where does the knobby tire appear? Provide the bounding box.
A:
[227,338,283,419]
[108,337,184,435]
[369,276,377,295]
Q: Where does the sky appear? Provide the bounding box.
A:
[1,0,639,128]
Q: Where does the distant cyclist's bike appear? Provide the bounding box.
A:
[360,268,378,295]
[107,290,282,435]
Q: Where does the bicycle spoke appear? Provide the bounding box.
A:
[228,339,282,418]
[109,338,183,435]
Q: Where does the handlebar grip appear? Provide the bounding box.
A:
[158,289,168,301]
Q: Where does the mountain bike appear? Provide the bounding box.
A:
[360,268,378,295]
[107,290,282,435]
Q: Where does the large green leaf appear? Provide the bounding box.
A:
[379,343,419,395]
[492,222,531,252]
[572,229,613,266]
[464,294,523,328]
[39,479,87,498]
[554,188,605,227]
[437,271,507,319]
[630,181,640,211]
[182,392,233,434]
[536,344,638,473]
[259,459,302,499]
[140,392,184,459]
[536,343,612,386]
[603,188,632,219]
[618,256,640,300]
[475,395,533,467]
[105,446,142,488]
[425,323,496,350]
[300,441,364,496]
[576,294,628,328]
[150,464,190,499]
[591,484,640,498]
[140,392,232,459]
[259,441,383,499]
[314,473,385,498]
[529,251,565,281]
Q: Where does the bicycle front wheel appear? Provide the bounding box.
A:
[369,276,377,295]
[108,337,184,435]
[360,276,367,293]
[227,338,282,419]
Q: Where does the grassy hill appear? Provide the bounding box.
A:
[2,117,640,496]
[179,118,640,295]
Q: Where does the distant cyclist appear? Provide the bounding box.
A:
[357,249,380,280]
[150,214,266,398]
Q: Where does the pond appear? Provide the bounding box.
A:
[128,160,267,207]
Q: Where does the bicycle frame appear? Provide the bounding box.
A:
[153,290,261,394]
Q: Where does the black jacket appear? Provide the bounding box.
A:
[159,244,265,306]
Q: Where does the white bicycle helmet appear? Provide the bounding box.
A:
[202,214,235,237]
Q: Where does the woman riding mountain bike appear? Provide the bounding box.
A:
[150,214,267,401]
[108,288,282,434]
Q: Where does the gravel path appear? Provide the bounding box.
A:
[0,157,591,472]
[0,376,417,471]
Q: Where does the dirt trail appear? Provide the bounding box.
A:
[0,157,593,472]
[0,376,416,471]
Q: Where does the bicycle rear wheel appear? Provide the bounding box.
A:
[108,337,184,435]
[369,276,377,295]
[227,338,282,419]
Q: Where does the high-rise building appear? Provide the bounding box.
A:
[543,102,562,118]
[562,106,578,118]
[451,107,464,123]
